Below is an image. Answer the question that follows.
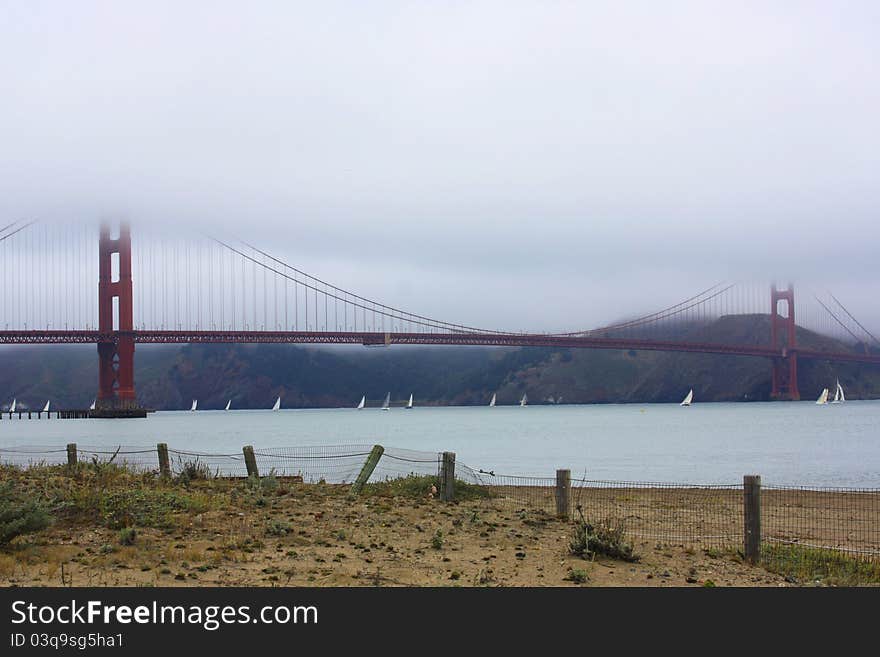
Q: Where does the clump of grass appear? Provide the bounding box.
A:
[565,568,589,584]
[260,471,280,493]
[761,543,880,586]
[569,508,639,563]
[88,489,209,530]
[431,529,444,550]
[118,527,137,546]
[0,482,52,546]
[362,474,492,501]
[174,458,215,484]
[266,520,292,537]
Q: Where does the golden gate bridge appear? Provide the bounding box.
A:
[1,220,878,415]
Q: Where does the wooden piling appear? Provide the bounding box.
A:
[157,443,171,478]
[555,469,571,518]
[743,475,761,564]
[440,452,456,502]
[350,445,385,496]
[66,443,77,469]
[243,445,259,478]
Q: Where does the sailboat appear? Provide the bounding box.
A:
[9,398,16,413]
[816,388,829,405]
[42,400,50,413]
[224,399,231,411]
[405,393,413,410]
[356,395,365,409]
[520,393,528,407]
[272,396,281,412]
[380,392,391,411]
[680,389,694,407]
[831,379,845,404]
[489,393,496,407]
[190,399,198,412]
[89,399,96,411]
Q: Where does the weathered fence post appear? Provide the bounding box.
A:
[243,445,259,478]
[743,474,762,564]
[157,443,171,478]
[555,469,571,518]
[350,445,384,496]
[66,443,77,469]
[440,452,456,502]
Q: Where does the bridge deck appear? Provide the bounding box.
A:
[0,330,878,365]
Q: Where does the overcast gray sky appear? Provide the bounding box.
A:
[1,1,878,331]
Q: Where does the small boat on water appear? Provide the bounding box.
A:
[42,400,50,413]
[9,398,16,413]
[831,379,845,404]
[380,392,391,411]
[489,393,496,407]
[405,393,413,409]
[816,388,829,405]
[356,395,365,410]
[190,399,198,412]
[272,396,281,411]
[225,399,231,411]
[89,399,96,411]
[520,393,528,407]
[680,389,694,407]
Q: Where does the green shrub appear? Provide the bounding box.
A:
[266,520,292,537]
[174,458,215,484]
[95,490,208,530]
[431,529,444,550]
[0,483,52,546]
[569,509,639,563]
[118,527,137,546]
[362,474,492,501]
[566,568,590,584]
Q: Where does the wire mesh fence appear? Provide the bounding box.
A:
[0,445,160,472]
[762,485,880,563]
[479,474,743,549]
[1,443,878,565]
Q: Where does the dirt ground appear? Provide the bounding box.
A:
[0,481,791,587]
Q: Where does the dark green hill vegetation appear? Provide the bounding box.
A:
[1,315,878,410]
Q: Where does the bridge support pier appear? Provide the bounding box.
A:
[770,285,800,401]
[95,223,145,418]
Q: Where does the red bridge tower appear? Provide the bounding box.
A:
[770,284,799,401]
[95,223,145,417]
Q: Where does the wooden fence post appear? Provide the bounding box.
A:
[556,469,571,518]
[743,474,762,564]
[350,445,384,496]
[66,443,77,469]
[157,443,171,478]
[243,445,259,478]
[440,452,456,502]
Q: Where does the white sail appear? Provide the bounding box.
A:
[680,389,693,407]
[816,388,829,405]
[225,399,231,411]
[520,393,528,407]
[832,379,845,404]
[356,395,365,409]
[405,393,413,409]
[9,398,16,413]
[190,399,198,412]
[42,400,50,413]
[381,392,391,411]
[272,396,281,411]
[89,399,96,411]
[489,393,496,407]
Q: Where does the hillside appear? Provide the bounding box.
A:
[1,315,879,409]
